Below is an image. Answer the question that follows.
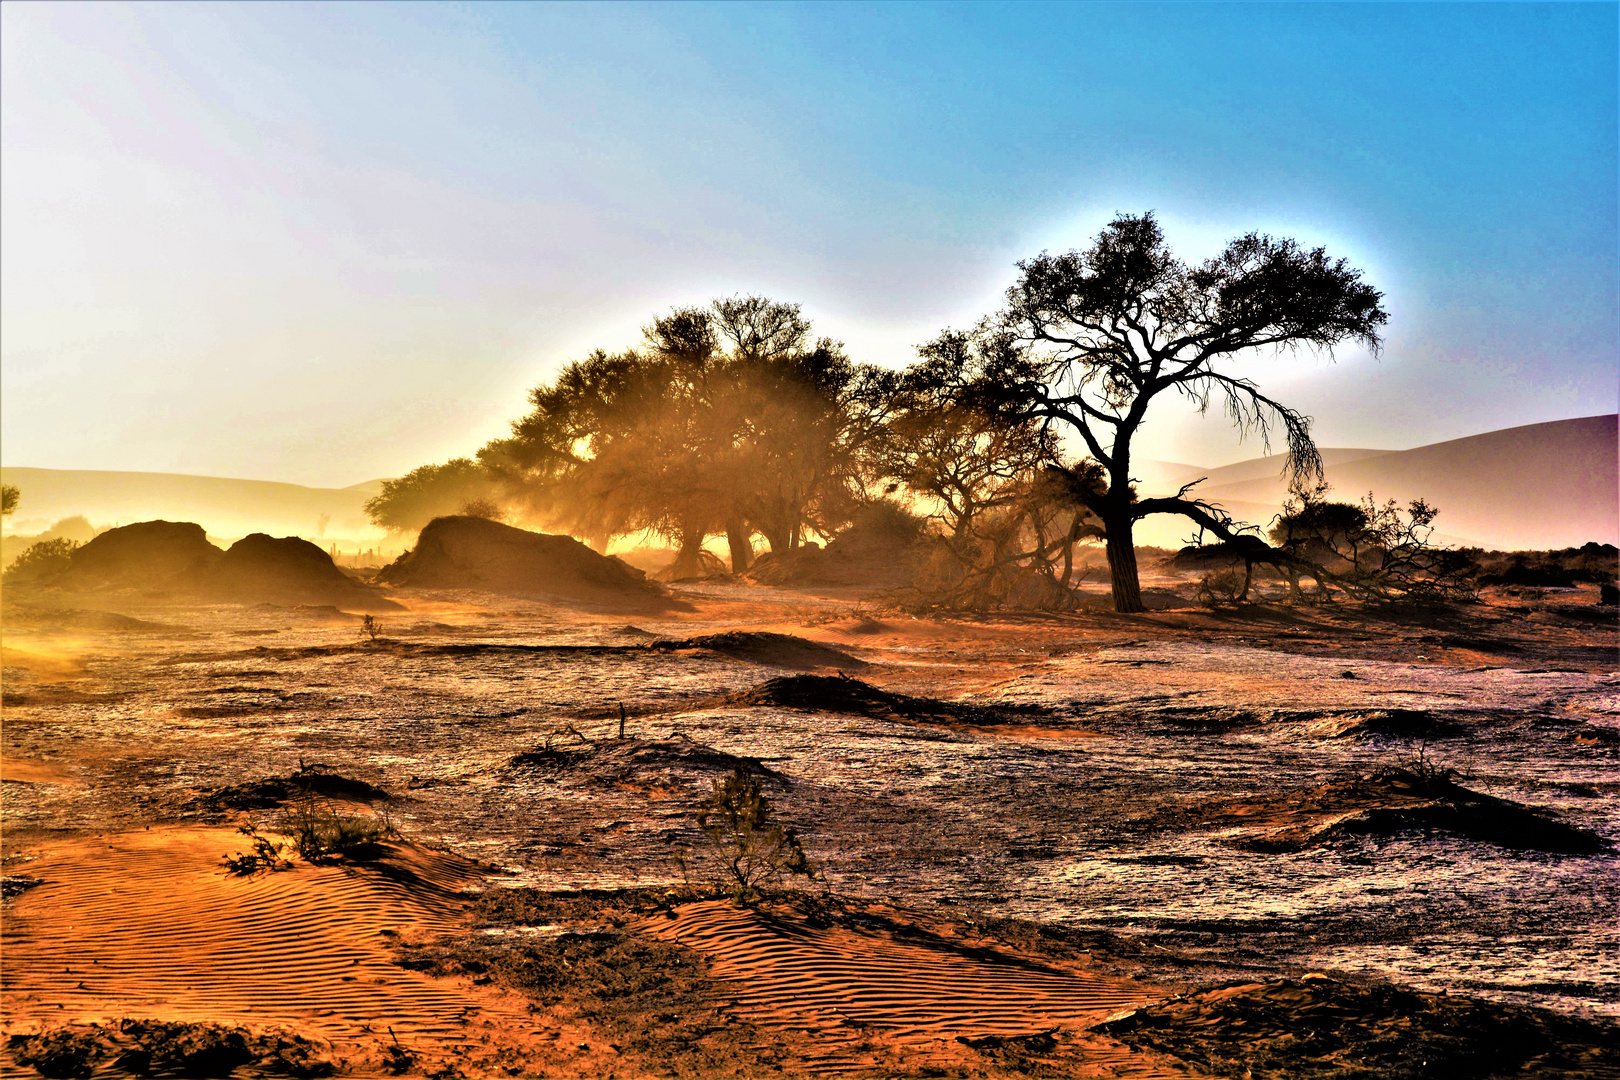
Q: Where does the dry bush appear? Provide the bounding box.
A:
[1195,567,1249,608]
[1270,485,1477,603]
[276,795,397,862]
[221,823,291,876]
[680,767,814,904]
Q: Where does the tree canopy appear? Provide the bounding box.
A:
[960,211,1388,611]
[363,459,500,534]
[476,297,895,576]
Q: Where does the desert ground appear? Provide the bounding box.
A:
[3,539,1618,1078]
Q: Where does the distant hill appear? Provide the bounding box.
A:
[5,415,1614,556]
[1135,415,1618,550]
[0,468,390,544]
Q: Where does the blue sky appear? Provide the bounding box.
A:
[2,2,1615,486]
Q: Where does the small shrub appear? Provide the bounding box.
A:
[276,795,397,862]
[358,614,383,643]
[1195,567,1247,608]
[3,537,78,583]
[687,767,814,905]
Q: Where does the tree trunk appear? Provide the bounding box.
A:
[761,524,791,556]
[725,518,753,574]
[1105,513,1145,613]
[587,532,611,555]
[670,528,705,580]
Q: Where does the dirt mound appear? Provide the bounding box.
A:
[723,673,1021,726]
[196,765,395,813]
[1305,708,1464,739]
[1167,768,1607,854]
[1099,975,1620,1079]
[658,631,868,670]
[8,1020,337,1078]
[376,517,665,605]
[510,736,785,785]
[177,533,400,611]
[64,520,222,587]
[0,604,184,634]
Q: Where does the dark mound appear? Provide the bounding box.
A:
[1168,536,1277,572]
[1099,975,1619,1080]
[1174,768,1606,854]
[657,631,868,670]
[376,516,667,606]
[1479,558,1578,588]
[185,534,403,611]
[8,1020,335,1079]
[197,765,394,812]
[723,673,1016,726]
[1304,708,1464,739]
[64,520,222,588]
[510,736,785,786]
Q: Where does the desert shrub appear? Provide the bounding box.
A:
[276,795,397,862]
[1195,567,1248,608]
[1269,485,1476,603]
[358,614,384,643]
[682,766,813,904]
[2,537,79,582]
[221,823,290,876]
[458,497,503,520]
[839,498,928,545]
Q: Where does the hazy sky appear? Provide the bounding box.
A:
[3,2,1615,487]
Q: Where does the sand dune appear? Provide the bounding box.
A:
[642,900,1170,1075]
[1136,415,1618,549]
[0,829,538,1074]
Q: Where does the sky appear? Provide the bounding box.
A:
[2,1,1616,488]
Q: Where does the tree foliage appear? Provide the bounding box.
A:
[3,537,78,582]
[1,485,18,517]
[363,459,500,534]
[884,329,1104,609]
[479,296,894,575]
[958,211,1387,611]
[688,766,813,905]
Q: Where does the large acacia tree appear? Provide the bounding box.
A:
[477,297,893,575]
[969,212,1388,612]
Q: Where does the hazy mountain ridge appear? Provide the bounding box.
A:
[0,468,387,543]
[4,415,1615,553]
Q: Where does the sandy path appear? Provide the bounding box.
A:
[643,900,1176,1076]
[1,829,537,1071]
